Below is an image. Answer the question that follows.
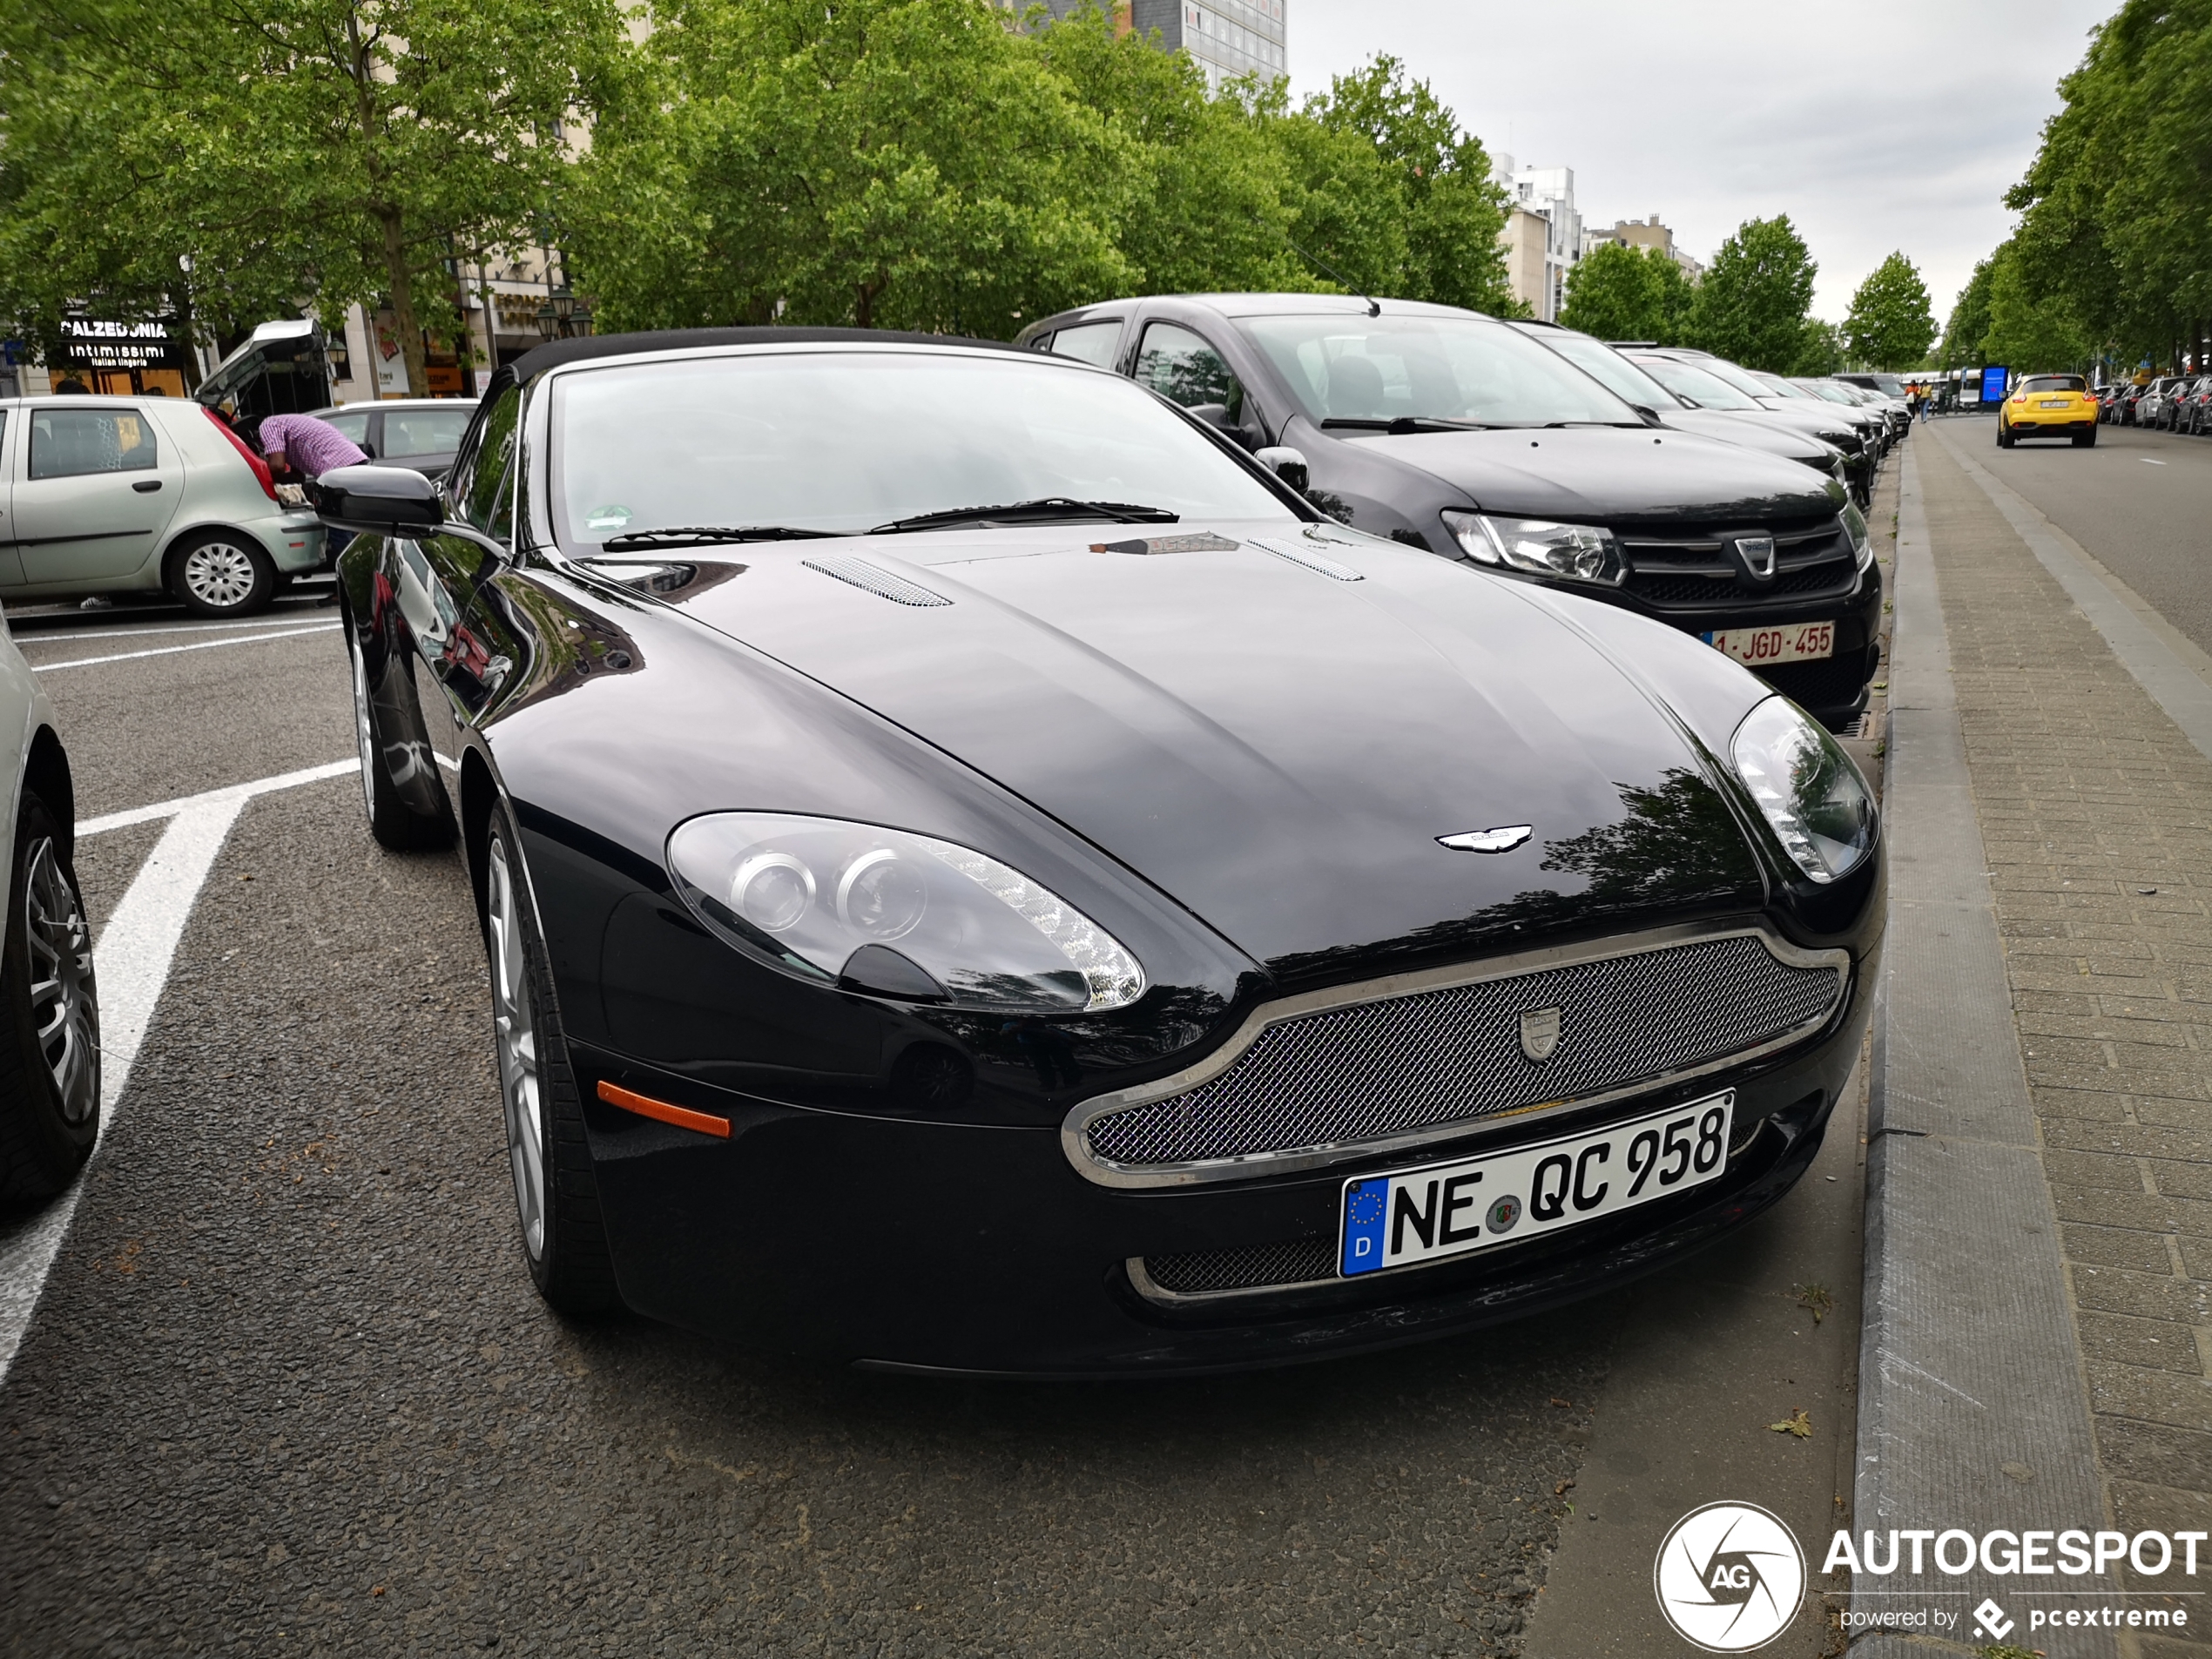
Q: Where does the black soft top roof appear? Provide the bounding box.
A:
[493,327,1028,400]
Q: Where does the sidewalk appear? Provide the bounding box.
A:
[1862,423,2212,1656]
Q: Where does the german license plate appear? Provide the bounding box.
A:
[1339,1093,1734,1277]
[1701,621,1834,665]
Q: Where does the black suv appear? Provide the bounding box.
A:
[1016,294,1884,728]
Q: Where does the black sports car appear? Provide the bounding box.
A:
[1018,297,1883,730]
[323,328,1882,1378]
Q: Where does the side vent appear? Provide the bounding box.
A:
[802,556,952,608]
[1246,536,1363,583]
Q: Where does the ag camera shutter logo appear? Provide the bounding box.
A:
[1654,1501,1806,1651]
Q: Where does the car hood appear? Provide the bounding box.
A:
[653,523,1770,984]
[1659,408,1831,466]
[1334,425,1838,528]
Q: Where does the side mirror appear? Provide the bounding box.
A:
[1255,445,1310,493]
[1184,402,1232,429]
[316,462,442,534]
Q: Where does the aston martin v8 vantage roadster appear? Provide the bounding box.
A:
[324,328,1882,1377]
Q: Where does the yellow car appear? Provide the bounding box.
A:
[1998,373,2098,448]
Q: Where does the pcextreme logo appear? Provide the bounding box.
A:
[1654,1502,1807,1652]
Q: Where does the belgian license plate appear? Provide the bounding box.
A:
[1339,1093,1734,1277]
[1702,621,1834,665]
[2039,398,2069,408]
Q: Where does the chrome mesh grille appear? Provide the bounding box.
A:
[1143,1237,1337,1295]
[1085,935,1841,1170]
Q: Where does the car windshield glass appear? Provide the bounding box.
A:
[550,350,1289,546]
[1800,382,1858,405]
[1683,356,1786,402]
[1237,313,1640,427]
[1754,372,1820,401]
[1631,356,1761,411]
[2020,374,2086,395]
[1526,330,1681,411]
[385,407,474,456]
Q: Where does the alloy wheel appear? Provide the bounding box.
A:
[487,834,546,1261]
[182,541,259,610]
[24,837,98,1127]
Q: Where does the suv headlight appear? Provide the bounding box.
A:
[1730,698,1876,883]
[1441,511,1623,584]
[667,813,1146,1012]
[1841,500,1873,571]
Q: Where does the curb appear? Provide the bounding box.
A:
[1847,436,2115,1659]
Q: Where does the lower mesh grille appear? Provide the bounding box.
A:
[1142,1237,1337,1295]
[1082,934,1843,1172]
[1757,651,1874,710]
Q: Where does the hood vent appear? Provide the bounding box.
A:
[802,556,952,608]
[1247,536,1363,583]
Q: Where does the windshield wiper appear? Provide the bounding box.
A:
[598,524,841,550]
[1320,416,1492,434]
[867,497,1177,534]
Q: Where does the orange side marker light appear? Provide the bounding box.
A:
[596,1079,732,1138]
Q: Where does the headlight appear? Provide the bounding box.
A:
[1441,511,1623,584]
[1841,500,1873,571]
[667,813,1146,1013]
[1730,698,1876,883]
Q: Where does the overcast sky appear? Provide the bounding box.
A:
[1286,0,2114,326]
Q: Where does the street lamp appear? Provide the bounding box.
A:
[535,299,560,341]
[534,287,590,341]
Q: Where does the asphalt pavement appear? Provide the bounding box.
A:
[0,565,1871,1656]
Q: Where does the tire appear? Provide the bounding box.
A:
[482,799,619,1316]
[1996,421,2013,448]
[345,616,453,851]
[2074,428,2096,447]
[167,531,277,617]
[0,792,98,1203]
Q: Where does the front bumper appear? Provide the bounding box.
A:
[571,944,1874,1376]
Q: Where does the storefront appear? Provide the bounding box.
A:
[52,314,195,397]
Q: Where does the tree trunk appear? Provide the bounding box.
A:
[380,207,428,395]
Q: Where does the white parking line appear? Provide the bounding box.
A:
[30,623,337,673]
[0,756,358,1385]
[10,613,333,648]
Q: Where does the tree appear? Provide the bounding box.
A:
[1303,54,1516,315]
[0,0,620,392]
[1687,215,1818,372]
[1939,257,1996,366]
[1561,241,1690,343]
[573,0,1130,338]
[1845,253,1936,369]
[1982,240,2092,372]
[1795,318,1845,377]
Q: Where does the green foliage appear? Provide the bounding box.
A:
[1560,242,1689,344]
[2005,0,2212,364]
[1795,318,1846,377]
[1939,257,1996,366]
[1688,215,1819,372]
[0,0,621,390]
[1982,240,2094,373]
[1845,253,1936,370]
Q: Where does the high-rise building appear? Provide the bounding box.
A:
[1029,0,1287,89]
[1489,158,1581,322]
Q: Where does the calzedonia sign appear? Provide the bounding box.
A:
[54,315,190,374]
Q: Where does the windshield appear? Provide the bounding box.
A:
[1799,381,1860,405]
[1681,355,1788,403]
[2020,374,2086,395]
[1752,372,1822,401]
[550,350,1291,546]
[1523,329,1683,412]
[1237,313,1641,428]
[1631,356,1761,411]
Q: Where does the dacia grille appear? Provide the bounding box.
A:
[1619,517,1858,611]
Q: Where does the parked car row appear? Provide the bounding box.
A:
[1020,296,1889,731]
[2108,373,2212,434]
[318,319,1880,1374]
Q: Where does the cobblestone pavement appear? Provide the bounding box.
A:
[1919,425,2212,1653]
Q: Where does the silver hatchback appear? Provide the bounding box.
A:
[0,395,325,617]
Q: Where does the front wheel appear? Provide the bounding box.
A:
[346,617,452,851]
[168,532,276,617]
[0,792,98,1203]
[483,802,619,1316]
